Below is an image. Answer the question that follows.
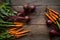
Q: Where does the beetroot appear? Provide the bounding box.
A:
[7,16,24,22]
[16,16,30,23]
[23,3,29,11]
[49,30,60,36]
[17,10,25,17]
[7,16,30,23]
[46,20,52,27]
[23,4,36,15]
[24,16,31,23]
[30,5,36,13]
[46,20,52,24]
[23,4,30,16]
[23,4,30,13]
[51,24,59,31]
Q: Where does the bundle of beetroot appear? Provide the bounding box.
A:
[45,8,60,39]
[7,3,36,24]
[0,2,36,27]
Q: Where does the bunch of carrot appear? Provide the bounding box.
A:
[8,22,30,38]
[45,8,60,40]
[45,8,60,30]
[8,27,30,38]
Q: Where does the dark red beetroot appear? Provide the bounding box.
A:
[17,10,26,17]
[24,16,31,23]
[30,5,36,13]
[7,16,24,22]
[8,16,30,23]
[51,24,59,31]
[23,3,30,13]
[49,30,60,36]
[16,16,30,23]
[23,4,36,15]
[46,20,52,27]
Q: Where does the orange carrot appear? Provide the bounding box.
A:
[49,8,59,15]
[49,10,57,21]
[15,25,23,27]
[15,30,30,35]
[14,22,23,25]
[16,28,24,32]
[45,13,56,24]
[15,34,26,38]
[52,13,59,18]
[14,22,24,28]
[49,9,59,18]
[51,9,59,18]
[9,31,16,35]
[9,28,17,31]
[9,28,17,35]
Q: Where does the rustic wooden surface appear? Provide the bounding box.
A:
[11,0,60,40]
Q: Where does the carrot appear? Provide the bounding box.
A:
[15,34,26,38]
[15,30,30,35]
[9,28,24,35]
[8,31,15,35]
[15,25,23,27]
[9,28,17,31]
[9,28,17,35]
[45,13,56,24]
[14,22,23,25]
[16,28,24,32]
[52,13,59,18]
[49,8,59,15]
[49,9,59,19]
[49,10,57,21]
[14,22,24,28]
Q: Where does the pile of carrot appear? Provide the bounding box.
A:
[8,22,30,38]
[45,8,60,30]
[9,27,30,38]
[45,8,59,24]
[48,8,59,15]
[45,13,56,24]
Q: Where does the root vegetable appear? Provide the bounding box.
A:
[9,31,16,35]
[49,10,58,19]
[25,16,31,23]
[17,10,26,16]
[9,28,17,31]
[16,28,24,32]
[8,16,30,23]
[51,24,59,31]
[48,8,59,15]
[45,13,56,24]
[46,20,52,26]
[15,30,30,35]
[23,3,30,14]
[49,10,57,21]
[30,5,36,13]
[15,34,26,38]
[49,30,60,36]
[23,3,30,11]
[14,22,24,28]
[8,16,24,22]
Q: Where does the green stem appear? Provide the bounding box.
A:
[56,21,60,30]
